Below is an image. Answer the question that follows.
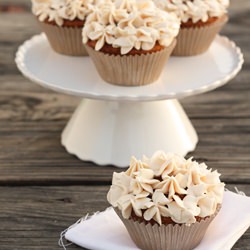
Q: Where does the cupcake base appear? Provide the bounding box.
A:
[85,40,176,86]
[115,207,220,250]
[38,22,88,56]
[173,15,228,56]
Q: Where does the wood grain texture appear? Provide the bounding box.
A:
[0,0,249,249]
[0,185,249,250]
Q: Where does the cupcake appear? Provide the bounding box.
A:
[107,151,224,250]
[154,0,229,56]
[31,0,94,56]
[82,0,180,86]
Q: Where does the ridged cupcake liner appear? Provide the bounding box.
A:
[85,40,176,86]
[39,22,88,56]
[173,15,228,56]
[115,206,220,250]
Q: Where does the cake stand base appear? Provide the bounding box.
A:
[61,99,198,167]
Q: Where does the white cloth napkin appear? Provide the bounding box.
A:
[64,191,250,250]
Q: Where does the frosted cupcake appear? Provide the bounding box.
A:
[107,151,224,250]
[31,0,94,56]
[154,0,229,56]
[82,0,180,86]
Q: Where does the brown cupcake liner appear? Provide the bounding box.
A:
[38,22,88,56]
[85,40,176,86]
[173,15,228,56]
[115,206,220,250]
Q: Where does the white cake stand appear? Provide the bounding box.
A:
[16,33,243,167]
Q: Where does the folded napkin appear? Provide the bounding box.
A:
[62,191,250,250]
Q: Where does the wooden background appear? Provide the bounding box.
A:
[0,0,249,249]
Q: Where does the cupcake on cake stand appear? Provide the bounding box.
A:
[15,34,243,167]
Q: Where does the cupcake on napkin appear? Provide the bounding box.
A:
[107,151,224,250]
[154,0,229,56]
[31,0,94,56]
[82,0,180,86]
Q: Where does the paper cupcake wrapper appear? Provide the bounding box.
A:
[38,22,88,56]
[85,40,176,86]
[173,15,228,56]
[115,206,220,250]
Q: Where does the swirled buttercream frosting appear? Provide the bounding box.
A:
[153,0,229,23]
[82,0,180,54]
[107,151,224,225]
[31,0,94,26]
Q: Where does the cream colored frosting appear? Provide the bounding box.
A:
[82,0,180,54]
[31,0,94,26]
[153,0,229,23]
[107,151,224,225]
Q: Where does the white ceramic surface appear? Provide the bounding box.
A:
[16,33,243,102]
[61,99,198,167]
[15,34,243,167]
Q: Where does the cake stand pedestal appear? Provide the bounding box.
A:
[61,99,197,166]
[16,34,243,167]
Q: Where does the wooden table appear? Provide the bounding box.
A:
[0,0,249,249]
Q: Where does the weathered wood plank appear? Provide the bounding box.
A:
[0,164,249,185]
[0,0,31,9]
[0,141,249,184]
[0,112,249,184]
[0,90,249,122]
[0,85,249,119]
[0,185,249,250]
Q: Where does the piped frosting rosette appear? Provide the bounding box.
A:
[82,0,180,54]
[32,0,94,56]
[152,0,229,56]
[153,0,229,23]
[108,151,224,250]
[82,0,180,86]
[32,0,94,26]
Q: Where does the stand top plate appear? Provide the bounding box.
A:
[16,34,243,102]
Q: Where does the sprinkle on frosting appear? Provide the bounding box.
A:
[31,0,94,26]
[82,0,180,54]
[107,151,224,225]
[153,0,229,23]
